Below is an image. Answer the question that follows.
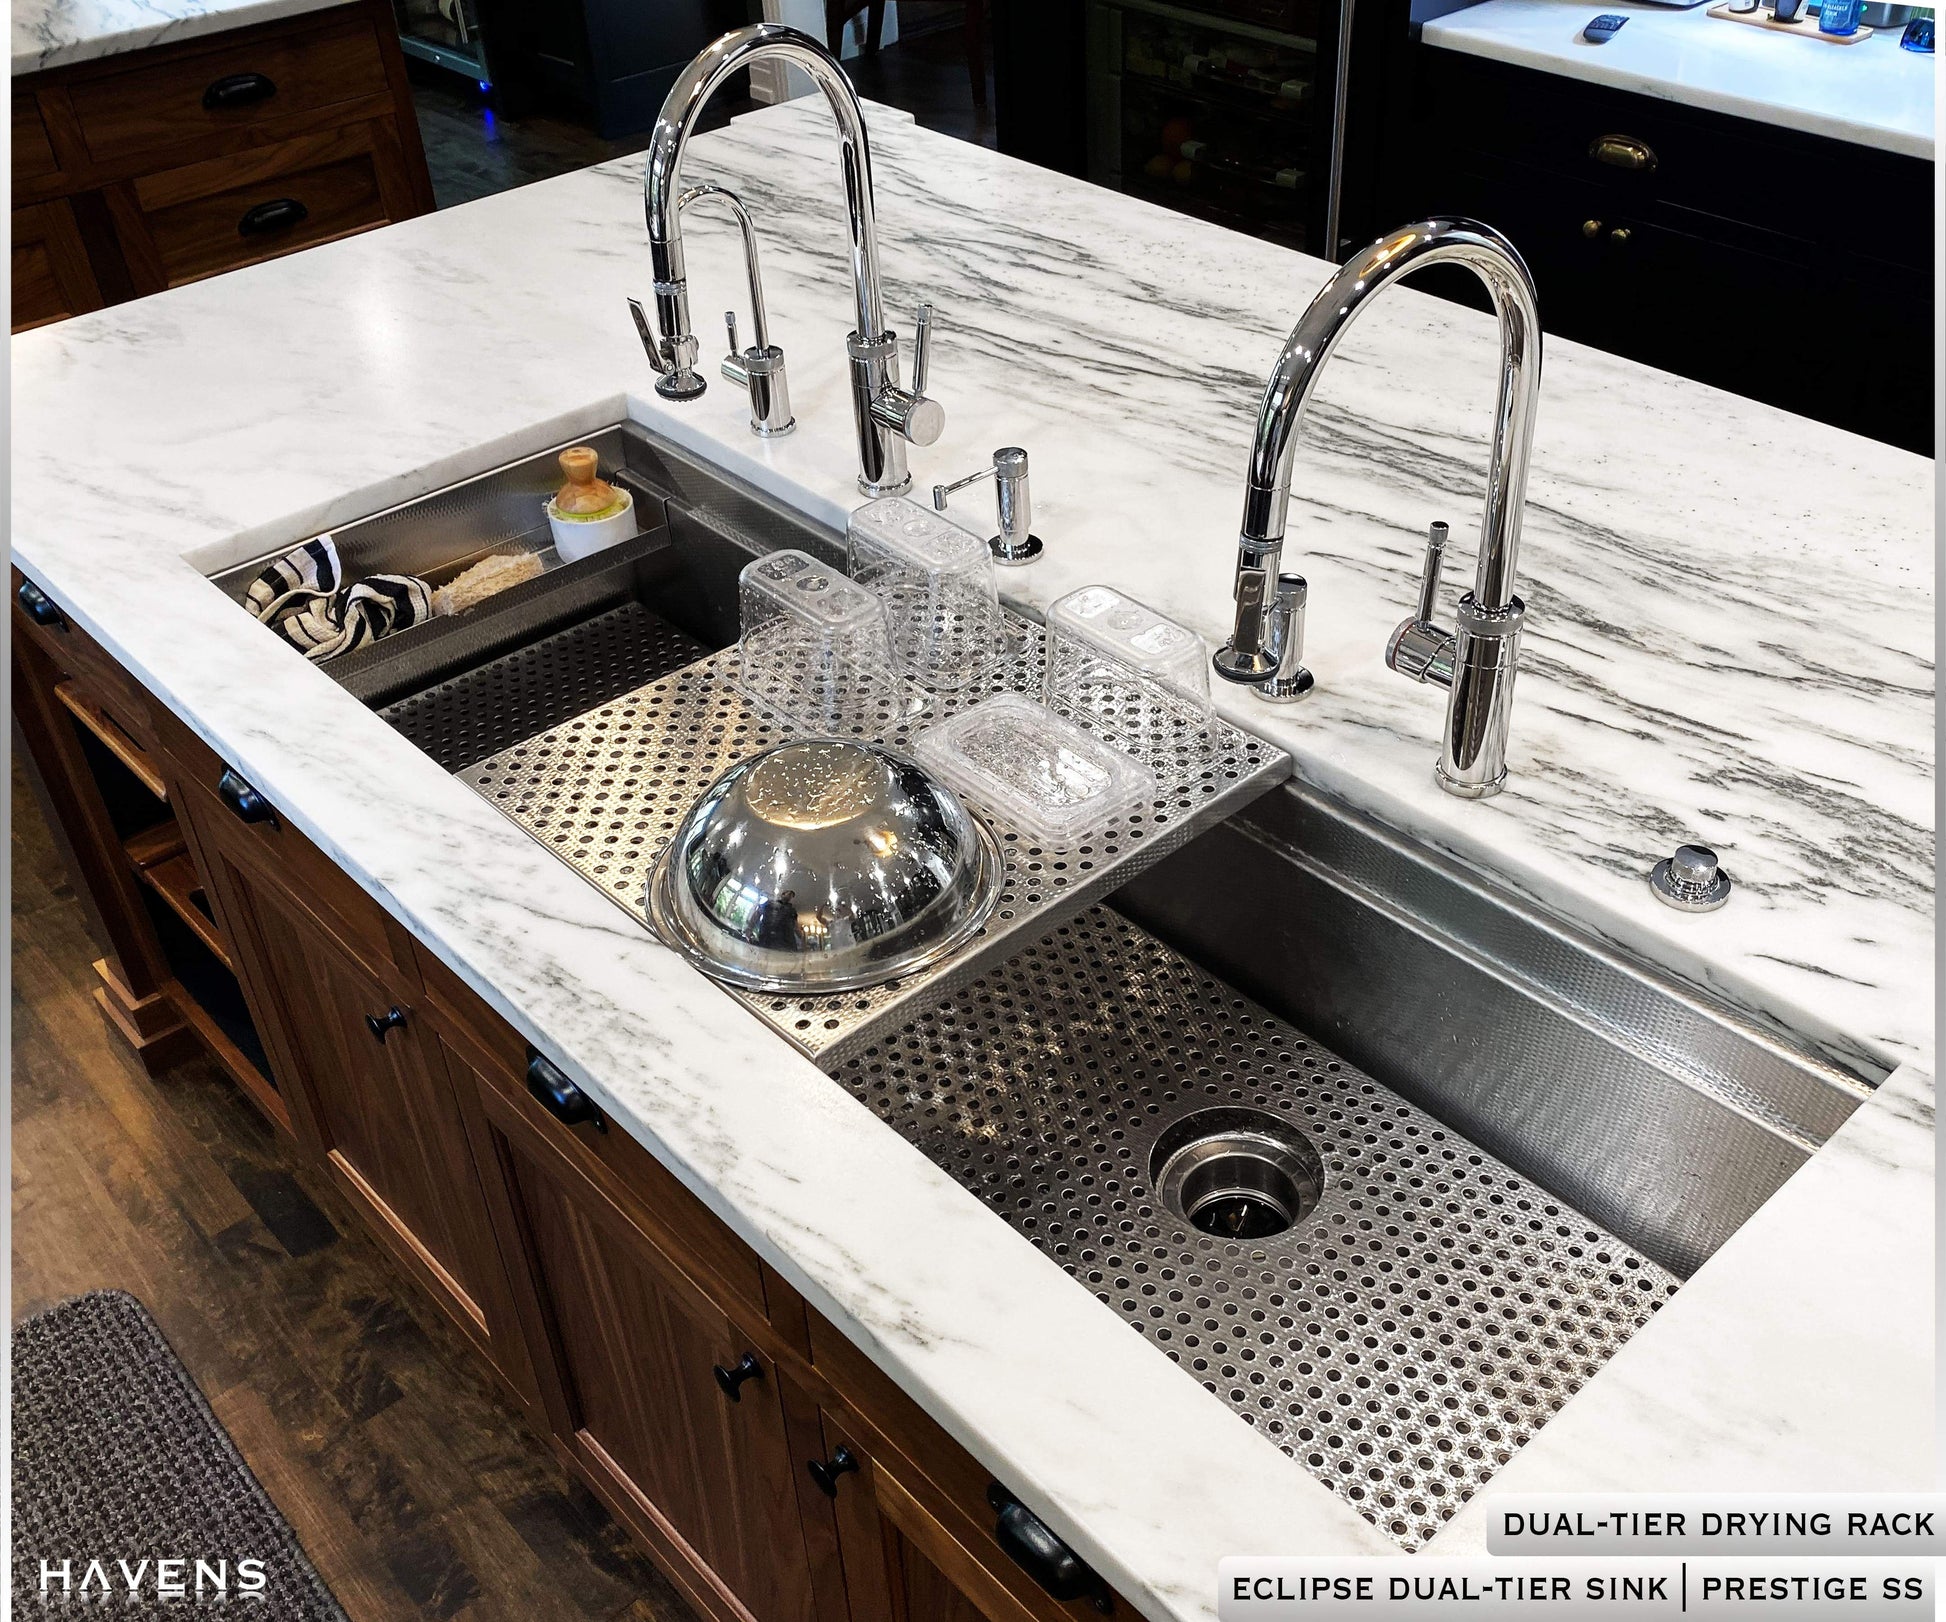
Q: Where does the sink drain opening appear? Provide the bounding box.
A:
[1149,1107,1324,1241]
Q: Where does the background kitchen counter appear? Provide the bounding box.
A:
[12,0,350,74]
[10,95,1934,1619]
[1420,0,1935,157]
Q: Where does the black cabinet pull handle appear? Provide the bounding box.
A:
[203,71,278,110]
[364,1005,408,1042]
[712,1352,763,1402]
[216,767,278,826]
[525,1051,605,1132]
[987,1483,1111,1611]
[238,198,308,238]
[17,579,68,630]
[806,1445,858,1498]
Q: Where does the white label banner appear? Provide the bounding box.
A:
[1487,1496,1946,1556]
[1216,1558,1933,1620]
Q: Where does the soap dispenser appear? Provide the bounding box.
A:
[546,447,637,562]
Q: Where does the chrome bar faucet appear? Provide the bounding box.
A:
[1211,217,1543,799]
[672,183,793,437]
[630,23,943,496]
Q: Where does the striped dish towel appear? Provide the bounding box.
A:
[244,535,432,662]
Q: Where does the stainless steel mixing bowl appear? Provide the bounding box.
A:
[647,738,1003,993]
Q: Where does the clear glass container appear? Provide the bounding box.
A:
[912,693,1155,848]
[1042,584,1212,782]
[734,549,928,734]
[846,497,1024,691]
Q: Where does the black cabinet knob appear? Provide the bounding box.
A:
[16,580,67,630]
[525,1051,604,1132]
[238,198,308,238]
[203,71,277,110]
[806,1445,858,1498]
[712,1352,763,1402]
[364,1005,408,1042]
[987,1483,1111,1610]
[216,767,277,826]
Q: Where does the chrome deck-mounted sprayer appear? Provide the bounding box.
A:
[628,24,944,498]
[1212,218,1543,799]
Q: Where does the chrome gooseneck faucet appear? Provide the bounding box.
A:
[1212,217,1543,799]
[630,23,943,497]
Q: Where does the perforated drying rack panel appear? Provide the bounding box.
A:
[459,623,1288,1064]
[833,906,1681,1551]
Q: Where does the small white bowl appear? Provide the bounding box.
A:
[546,487,636,562]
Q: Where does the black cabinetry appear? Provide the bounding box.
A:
[481,0,748,137]
[1385,50,1933,454]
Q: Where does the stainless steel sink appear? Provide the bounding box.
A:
[830,902,1682,1551]
[829,787,1874,1547]
[208,421,823,769]
[210,421,1879,1552]
[1112,785,1877,1280]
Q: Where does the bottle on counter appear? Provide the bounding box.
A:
[1818,0,1864,34]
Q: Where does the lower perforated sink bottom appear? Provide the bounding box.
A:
[831,905,1680,1551]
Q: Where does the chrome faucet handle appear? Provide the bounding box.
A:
[1387,520,1458,687]
[868,302,944,448]
[1213,564,1280,682]
[911,301,933,394]
[1414,520,1449,625]
[628,297,659,366]
[629,296,705,399]
[931,446,1042,565]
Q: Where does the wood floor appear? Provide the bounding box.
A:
[10,759,699,1622]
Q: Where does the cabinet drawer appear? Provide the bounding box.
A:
[14,92,61,181]
[67,14,389,169]
[415,941,778,1325]
[1419,49,1931,271]
[120,123,393,289]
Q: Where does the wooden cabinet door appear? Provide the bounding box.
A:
[813,1415,1032,1622]
[486,1101,817,1622]
[12,200,102,331]
[248,881,492,1300]
[181,813,507,1366]
[774,1369,1113,1622]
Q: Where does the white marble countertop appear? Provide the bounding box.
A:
[1421,0,1936,158]
[12,0,343,75]
[10,99,1934,1620]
